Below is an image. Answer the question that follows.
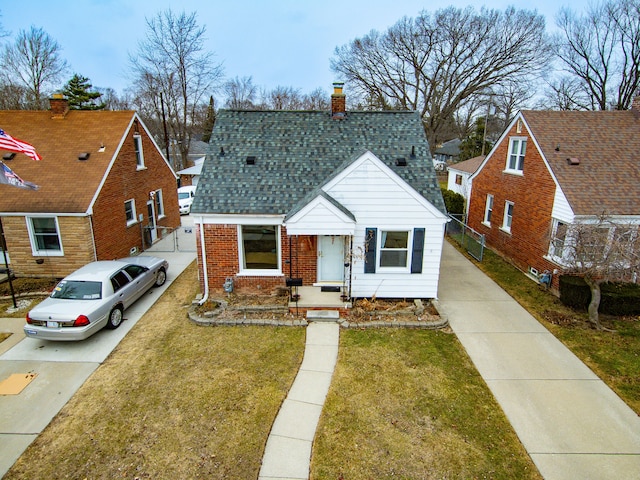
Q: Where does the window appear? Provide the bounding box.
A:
[455,174,462,185]
[483,194,494,226]
[549,220,568,259]
[134,134,145,169]
[506,137,526,173]
[502,201,514,232]
[27,217,63,256]
[240,225,279,271]
[124,264,147,279]
[379,231,409,268]
[125,199,137,226]
[111,270,131,292]
[154,189,164,218]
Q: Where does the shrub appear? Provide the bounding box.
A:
[441,188,465,216]
[559,275,640,315]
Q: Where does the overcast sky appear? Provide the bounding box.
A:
[1,0,591,98]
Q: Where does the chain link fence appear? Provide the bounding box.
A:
[445,214,485,261]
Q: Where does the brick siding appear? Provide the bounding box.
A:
[92,126,180,260]
[197,224,318,295]
[468,120,562,289]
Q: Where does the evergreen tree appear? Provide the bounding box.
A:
[201,96,216,143]
[458,117,493,161]
[62,74,106,110]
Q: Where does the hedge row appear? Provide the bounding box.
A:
[559,275,640,316]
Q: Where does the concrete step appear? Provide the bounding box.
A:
[306,310,340,322]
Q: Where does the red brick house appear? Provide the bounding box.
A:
[0,96,180,279]
[466,99,640,290]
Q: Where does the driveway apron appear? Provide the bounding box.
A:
[437,241,640,480]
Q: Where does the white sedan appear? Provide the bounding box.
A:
[24,256,168,341]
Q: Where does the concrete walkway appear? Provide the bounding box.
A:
[258,322,339,480]
[437,241,640,480]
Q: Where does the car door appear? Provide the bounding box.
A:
[124,264,154,301]
[110,269,138,309]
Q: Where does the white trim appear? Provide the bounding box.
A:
[125,198,137,226]
[237,224,283,276]
[285,195,356,235]
[377,229,412,272]
[26,216,64,257]
[501,201,514,233]
[196,214,285,225]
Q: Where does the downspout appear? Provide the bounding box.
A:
[197,217,210,305]
[88,214,98,261]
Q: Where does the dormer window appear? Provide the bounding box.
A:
[134,134,145,169]
[506,137,526,174]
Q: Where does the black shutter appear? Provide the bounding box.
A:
[364,227,377,273]
[411,228,425,274]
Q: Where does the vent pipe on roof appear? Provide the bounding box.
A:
[410,146,416,158]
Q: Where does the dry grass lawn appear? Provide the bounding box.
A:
[312,329,540,479]
[3,261,539,479]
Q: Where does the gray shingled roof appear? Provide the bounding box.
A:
[192,110,445,215]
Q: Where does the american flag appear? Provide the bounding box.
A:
[0,161,38,190]
[0,128,42,161]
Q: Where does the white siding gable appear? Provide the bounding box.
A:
[285,195,356,235]
[322,151,448,298]
[551,185,574,223]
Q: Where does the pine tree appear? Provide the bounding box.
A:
[62,74,106,110]
[201,96,216,143]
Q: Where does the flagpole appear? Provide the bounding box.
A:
[0,218,17,309]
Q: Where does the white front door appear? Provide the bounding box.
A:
[317,235,345,283]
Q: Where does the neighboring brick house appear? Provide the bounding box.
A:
[192,83,448,300]
[0,96,180,279]
[466,99,640,290]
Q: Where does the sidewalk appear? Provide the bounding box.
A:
[437,241,640,480]
[258,322,339,480]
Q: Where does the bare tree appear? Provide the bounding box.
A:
[558,215,640,329]
[262,85,304,110]
[301,87,330,110]
[554,0,640,111]
[1,26,68,109]
[331,6,552,149]
[129,10,223,170]
[224,76,258,109]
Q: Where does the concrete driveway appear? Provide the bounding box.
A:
[0,220,196,476]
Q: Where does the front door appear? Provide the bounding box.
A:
[317,235,345,283]
[147,200,157,243]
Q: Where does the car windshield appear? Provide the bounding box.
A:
[50,280,102,300]
[178,192,191,200]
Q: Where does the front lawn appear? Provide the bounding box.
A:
[312,329,540,479]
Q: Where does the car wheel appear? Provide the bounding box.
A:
[155,268,167,287]
[106,306,123,330]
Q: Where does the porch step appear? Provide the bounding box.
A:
[306,310,340,322]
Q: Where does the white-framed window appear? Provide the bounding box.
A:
[27,216,64,256]
[125,199,137,226]
[378,230,410,269]
[483,194,494,226]
[502,201,514,233]
[134,134,145,169]
[154,189,164,218]
[549,219,568,260]
[239,225,281,274]
[506,137,526,173]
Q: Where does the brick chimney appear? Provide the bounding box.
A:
[49,93,69,118]
[632,95,640,114]
[331,82,346,119]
